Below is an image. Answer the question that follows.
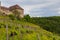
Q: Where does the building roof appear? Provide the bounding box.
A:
[0,6,9,10]
[9,4,24,11]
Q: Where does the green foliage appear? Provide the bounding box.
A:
[0,15,60,40]
[8,14,16,20]
[12,9,21,18]
[24,16,60,34]
[24,14,30,21]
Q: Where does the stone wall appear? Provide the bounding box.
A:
[16,9,24,18]
[0,9,12,15]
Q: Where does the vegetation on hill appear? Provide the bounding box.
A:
[23,15,60,35]
[0,12,60,40]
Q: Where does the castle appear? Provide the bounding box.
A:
[0,1,24,18]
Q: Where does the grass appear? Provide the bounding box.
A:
[0,15,60,40]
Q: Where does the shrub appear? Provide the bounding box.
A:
[8,14,16,20]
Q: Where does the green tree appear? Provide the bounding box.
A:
[24,14,30,21]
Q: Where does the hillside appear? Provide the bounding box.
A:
[24,16,60,35]
[0,13,60,40]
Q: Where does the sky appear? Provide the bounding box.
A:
[0,0,60,17]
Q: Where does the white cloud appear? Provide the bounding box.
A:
[0,0,60,16]
[57,8,60,14]
[58,11,60,14]
[23,2,54,14]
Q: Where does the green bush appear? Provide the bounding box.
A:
[8,14,16,20]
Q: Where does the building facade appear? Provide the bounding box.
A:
[0,2,24,18]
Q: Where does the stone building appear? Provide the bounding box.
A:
[0,1,24,18]
[9,5,24,18]
[0,6,12,15]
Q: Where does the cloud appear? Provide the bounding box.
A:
[23,2,54,14]
[57,8,60,14]
[0,0,60,17]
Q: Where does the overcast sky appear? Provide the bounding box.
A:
[0,0,60,17]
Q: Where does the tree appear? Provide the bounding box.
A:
[24,14,30,21]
